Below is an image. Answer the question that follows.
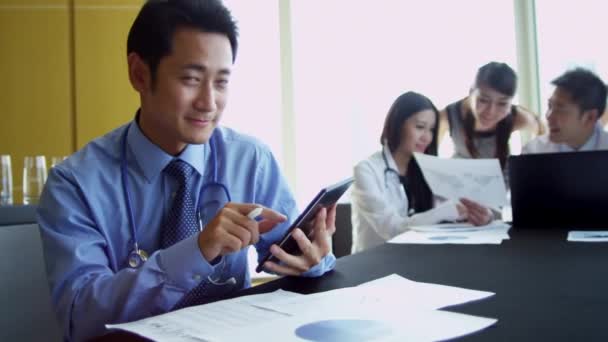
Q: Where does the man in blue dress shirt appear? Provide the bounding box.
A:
[37,1,336,340]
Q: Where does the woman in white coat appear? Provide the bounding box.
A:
[351,91,493,253]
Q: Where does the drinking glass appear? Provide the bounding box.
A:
[0,155,13,206]
[23,156,47,205]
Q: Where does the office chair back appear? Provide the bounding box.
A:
[333,203,353,258]
[0,224,62,341]
[0,205,37,226]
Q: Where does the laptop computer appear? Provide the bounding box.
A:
[508,150,608,229]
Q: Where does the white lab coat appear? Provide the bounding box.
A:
[351,146,460,253]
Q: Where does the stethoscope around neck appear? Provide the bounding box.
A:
[121,123,231,268]
[382,148,401,187]
[382,147,416,216]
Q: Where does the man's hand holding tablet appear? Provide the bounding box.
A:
[256,178,354,274]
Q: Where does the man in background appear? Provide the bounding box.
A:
[524,68,608,153]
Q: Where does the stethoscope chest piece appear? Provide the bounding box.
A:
[128,248,148,268]
[121,123,230,269]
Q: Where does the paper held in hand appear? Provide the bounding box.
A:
[413,153,508,210]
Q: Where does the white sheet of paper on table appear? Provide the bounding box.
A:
[254,274,494,316]
[107,275,497,341]
[389,221,511,245]
[221,306,497,342]
[107,290,301,341]
[568,230,608,242]
[413,153,508,210]
[409,220,509,233]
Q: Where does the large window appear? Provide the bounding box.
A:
[220,1,284,166]
[290,0,517,204]
[536,0,608,117]
[218,1,539,207]
[220,1,283,276]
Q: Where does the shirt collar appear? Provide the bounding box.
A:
[560,123,601,152]
[382,144,400,173]
[127,119,207,183]
[580,123,602,151]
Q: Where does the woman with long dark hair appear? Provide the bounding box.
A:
[439,62,543,169]
[351,91,492,253]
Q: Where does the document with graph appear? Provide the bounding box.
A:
[413,153,507,210]
[107,276,497,341]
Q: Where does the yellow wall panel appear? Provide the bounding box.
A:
[0,0,66,6]
[0,1,72,203]
[74,0,142,148]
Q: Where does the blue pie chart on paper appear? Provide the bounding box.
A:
[429,235,469,241]
[295,319,393,342]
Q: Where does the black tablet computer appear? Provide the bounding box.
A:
[256,177,354,273]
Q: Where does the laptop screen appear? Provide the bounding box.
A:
[508,151,608,229]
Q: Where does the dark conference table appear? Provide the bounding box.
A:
[106,227,608,341]
[239,227,608,341]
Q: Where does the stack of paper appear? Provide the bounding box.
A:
[389,220,511,244]
[108,274,497,341]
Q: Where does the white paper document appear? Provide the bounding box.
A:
[568,230,608,242]
[258,274,494,314]
[230,307,496,342]
[413,153,508,210]
[389,220,511,244]
[107,290,302,341]
[108,275,497,341]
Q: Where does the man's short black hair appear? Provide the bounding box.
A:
[127,0,238,84]
[552,68,607,118]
